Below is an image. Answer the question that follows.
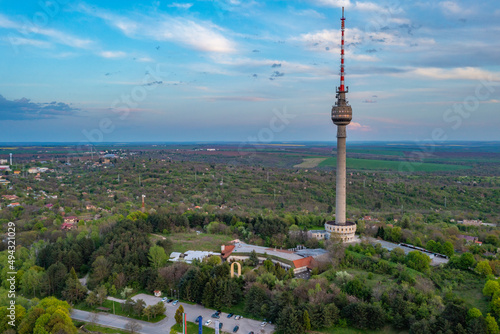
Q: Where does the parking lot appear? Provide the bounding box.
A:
[132,294,276,333]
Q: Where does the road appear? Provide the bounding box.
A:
[71,294,275,334]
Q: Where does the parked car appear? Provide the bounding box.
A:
[233,325,239,332]
[260,321,267,327]
[227,313,234,318]
[195,316,202,323]
[219,323,223,330]
[234,315,240,320]
[166,299,173,303]
[205,319,212,326]
[172,300,179,305]
[249,332,254,334]
[211,313,220,319]
[161,297,167,302]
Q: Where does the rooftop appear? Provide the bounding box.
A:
[325,221,356,226]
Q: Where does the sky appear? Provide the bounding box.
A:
[0,0,499,143]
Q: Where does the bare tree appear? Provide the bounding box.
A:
[125,319,142,334]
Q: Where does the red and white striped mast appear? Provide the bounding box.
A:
[339,7,346,92]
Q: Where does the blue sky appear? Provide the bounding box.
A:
[0,0,499,143]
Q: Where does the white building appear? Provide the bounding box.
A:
[169,250,220,264]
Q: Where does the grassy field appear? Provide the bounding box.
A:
[294,158,328,168]
[452,278,489,314]
[349,149,405,157]
[78,323,130,334]
[319,157,470,172]
[171,321,216,334]
[166,232,235,253]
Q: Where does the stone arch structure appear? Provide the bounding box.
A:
[230,261,241,278]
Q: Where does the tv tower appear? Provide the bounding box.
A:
[329,7,354,237]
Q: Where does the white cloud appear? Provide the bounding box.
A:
[292,8,325,19]
[293,27,434,58]
[313,0,352,8]
[439,1,471,15]
[168,3,193,9]
[4,36,51,48]
[99,51,127,58]
[79,5,235,53]
[349,122,371,131]
[404,67,500,81]
[354,1,404,14]
[0,13,93,49]
[136,56,154,62]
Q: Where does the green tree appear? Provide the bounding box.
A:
[458,252,476,270]
[91,256,110,285]
[485,313,499,334]
[0,304,26,331]
[133,299,146,316]
[483,280,500,298]
[206,256,222,266]
[143,306,153,321]
[62,272,88,304]
[391,227,403,243]
[249,250,259,266]
[18,297,76,334]
[303,310,311,331]
[405,251,431,273]
[476,261,493,277]
[491,298,500,317]
[442,241,454,257]
[20,267,43,298]
[152,302,166,318]
[85,291,99,307]
[468,308,483,319]
[175,305,184,325]
[148,245,168,270]
[277,305,304,334]
[96,285,108,305]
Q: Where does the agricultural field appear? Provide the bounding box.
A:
[319,157,471,172]
[295,158,328,168]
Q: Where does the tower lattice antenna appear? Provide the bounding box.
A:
[340,6,346,92]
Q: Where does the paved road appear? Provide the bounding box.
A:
[71,309,169,334]
[72,294,275,334]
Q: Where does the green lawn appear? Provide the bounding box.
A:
[452,278,490,314]
[79,323,130,334]
[166,232,235,253]
[349,149,405,157]
[171,321,215,334]
[319,157,470,172]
